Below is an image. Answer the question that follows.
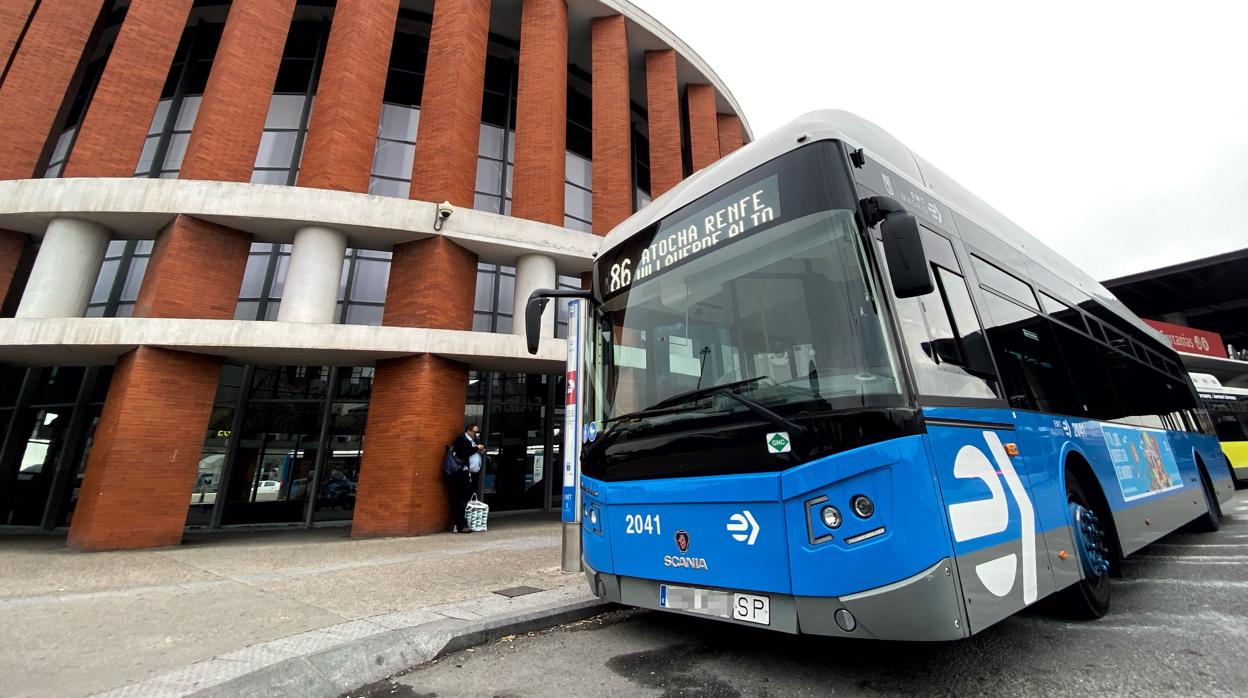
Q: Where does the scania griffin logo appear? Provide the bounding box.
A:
[674,530,690,552]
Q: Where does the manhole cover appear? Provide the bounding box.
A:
[493,585,543,598]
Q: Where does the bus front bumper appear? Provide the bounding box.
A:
[583,557,968,641]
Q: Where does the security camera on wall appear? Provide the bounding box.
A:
[434,201,454,230]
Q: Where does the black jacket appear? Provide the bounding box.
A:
[452,432,478,462]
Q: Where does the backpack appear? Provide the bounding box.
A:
[442,444,464,478]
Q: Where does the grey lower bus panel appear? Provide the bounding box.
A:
[584,558,968,641]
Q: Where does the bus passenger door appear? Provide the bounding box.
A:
[924,411,1045,634]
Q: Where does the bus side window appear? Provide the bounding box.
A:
[893,267,998,401]
[1097,342,1195,425]
[1047,321,1123,420]
[978,290,1082,415]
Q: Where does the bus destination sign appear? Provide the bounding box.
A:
[604,175,782,299]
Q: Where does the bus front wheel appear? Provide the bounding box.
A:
[1056,476,1111,619]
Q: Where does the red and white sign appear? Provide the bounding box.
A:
[1143,319,1227,358]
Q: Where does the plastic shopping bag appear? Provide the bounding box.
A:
[465,493,489,532]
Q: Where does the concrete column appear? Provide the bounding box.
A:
[686,84,720,172]
[510,0,567,226]
[178,0,298,182]
[15,218,109,319]
[645,50,683,198]
[64,0,195,178]
[591,15,632,236]
[277,225,347,324]
[0,0,105,179]
[512,253,557,337]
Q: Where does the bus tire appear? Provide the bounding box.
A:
[1190,458,1221,533]
[1055,475,1111,620]
[1227,452,1246,490]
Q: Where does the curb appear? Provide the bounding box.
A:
[93,587,608,698]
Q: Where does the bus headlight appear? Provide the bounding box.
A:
[851,495,874,519]
[821,506,842,529]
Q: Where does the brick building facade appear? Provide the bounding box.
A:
[0,0,748,550]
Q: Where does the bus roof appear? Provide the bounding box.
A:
[600,109,1162,345]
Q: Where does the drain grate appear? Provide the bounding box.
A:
[492,585,544,598]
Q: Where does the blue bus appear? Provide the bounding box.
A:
[526,111,1234,640]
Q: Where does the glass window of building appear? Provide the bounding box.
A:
[235,243,291,321]
[563,82,593,231]
[85,240,154,318]
[473,263,516,333]
[0,366,111,529]
[250,21,327,185]
[369,25,429,197]
[632,124,652,211]
[337,249,392,326]
[133,22,224,178]
[42,20,117,179]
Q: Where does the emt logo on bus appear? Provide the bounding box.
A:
[947,431,1038,603]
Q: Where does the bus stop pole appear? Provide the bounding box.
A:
[560,299,585,572]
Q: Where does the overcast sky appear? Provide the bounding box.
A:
[631,0,1248,281]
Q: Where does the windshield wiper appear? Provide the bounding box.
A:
[650,375,768,410]
[602,376,767,425]
[714,389,809,435]
[607,375,808,436]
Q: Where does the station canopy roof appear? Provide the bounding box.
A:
[1103,247,1248,387]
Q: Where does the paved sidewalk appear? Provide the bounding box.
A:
[0,514,595,698]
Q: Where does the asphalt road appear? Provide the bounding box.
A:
[363,493,1248,698]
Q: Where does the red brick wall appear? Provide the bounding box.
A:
[686,84,719,172]
[0,0,105,180]
[591,15,631,236]
[382,236,477,330]
[0,0,37,75]
[717,114,744,157]
[64,0,195,178]
[356,0,490,540]
[408,0,491,207]
[509,0,566,226]
[645,49,682,198]
[178,0,297,182]
[297,0,399,193]
[67,347,223,551]
[133,215,251,320]
[353,354,468,537]
[0,229,28,313]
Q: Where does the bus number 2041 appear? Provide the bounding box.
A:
[624,514,662,535]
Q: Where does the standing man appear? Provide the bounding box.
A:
[450,423,485,532]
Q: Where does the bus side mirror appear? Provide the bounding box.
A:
[882,213,934,298]
[525,292,553,355]
[525,287,597,355]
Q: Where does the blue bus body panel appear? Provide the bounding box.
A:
[583,471,793,593]
[582,435,955,599]
[780,434,952,597]
[582,405,1228,637]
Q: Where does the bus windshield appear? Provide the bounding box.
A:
[590,147,903,435]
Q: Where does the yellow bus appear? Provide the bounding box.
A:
[1192,373,1248,486]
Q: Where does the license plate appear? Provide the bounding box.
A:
[732,592,770,625]
[659,585,770,626]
